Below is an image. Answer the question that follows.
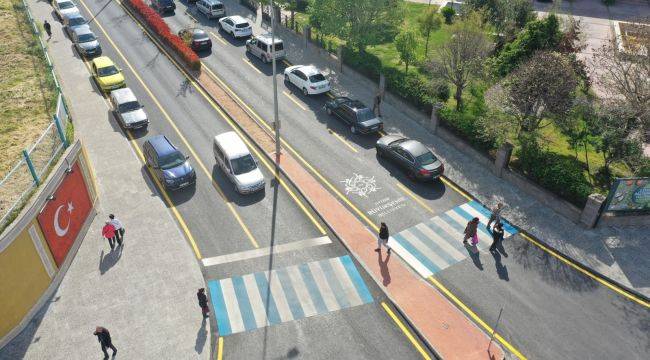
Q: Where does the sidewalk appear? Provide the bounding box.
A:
[262,5,650,297]
[0,0,209,359]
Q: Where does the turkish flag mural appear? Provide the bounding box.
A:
[37,162,92,267]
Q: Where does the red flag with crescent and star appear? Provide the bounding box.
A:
[37,162,92,267]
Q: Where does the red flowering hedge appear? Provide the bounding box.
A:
[124,0,201,71]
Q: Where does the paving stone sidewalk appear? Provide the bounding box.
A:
[239,2,650,298]
[0,0,209,359]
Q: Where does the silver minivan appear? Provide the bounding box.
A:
[213,131,265,194]
[196,0,225,19]
[246,33,285,63]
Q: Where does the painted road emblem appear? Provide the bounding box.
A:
[341,173,380,197]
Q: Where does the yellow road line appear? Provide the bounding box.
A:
[108,0,325,236]
[282,59,291,66]
[80,58,204,259]
[325,92,334,99]
[242,57,262,74]
[427,277,527,360]
[327,129,357,153]
[381,302,432,360]
[440,176,473,201]
[216,337,223,360]
[282,91,306,110]
[520,232,650,308]
[209,30,227,45]
[395,182,434,214]
[185,11,198,23]
[80,0,259,249]
[378,130,387,136]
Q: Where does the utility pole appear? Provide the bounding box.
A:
[271,0,281,171]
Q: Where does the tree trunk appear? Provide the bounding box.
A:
[425,29,431,56]
[291,10,295,30]
[584,143,592,184]
[455,85,463,111]
[405,60,409,75]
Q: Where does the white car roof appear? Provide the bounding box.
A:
[214,131,251,159]
[296,65,321,77]
[256,33,283,45]
[56,0,74,5]
[227,15,249,25]
[110,88,137,105]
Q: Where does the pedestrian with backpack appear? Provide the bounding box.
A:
[102,221,116,250]
[375,222,391,254]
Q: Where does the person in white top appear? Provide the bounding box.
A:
[109,214,125,246]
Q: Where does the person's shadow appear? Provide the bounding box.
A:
[490,250,509,281]
[377,250,391,286]
[464,243,483,270]
[99,245,123,275]
[195,316,207,354]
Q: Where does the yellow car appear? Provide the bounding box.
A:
[91,56,125,92]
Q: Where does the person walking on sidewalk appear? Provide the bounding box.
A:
[197,288,210,318]
[93,326,117,359]
[489,222,504,252]
[43,20,52,40]
[375,222,391,254]
[109,214,125,246]
[372,92,382,117]
[487,203,504,230]
[102,221,116,250]
[463,217,480,245]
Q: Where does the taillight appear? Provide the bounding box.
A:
[440,164,445,173]
[310,86,317,89]
[419,169,430,175]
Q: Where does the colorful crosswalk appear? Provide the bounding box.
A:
[208,255,373,336]
[389,201,518,278]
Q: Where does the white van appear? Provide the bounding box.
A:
[196,0,225,19]
[246,33,285,63]
[213,132,265,194]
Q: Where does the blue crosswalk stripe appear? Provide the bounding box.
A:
[390,201,518,277]
[208,255,373,336]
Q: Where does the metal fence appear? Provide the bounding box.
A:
[0,0,72,232]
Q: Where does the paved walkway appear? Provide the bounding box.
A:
[265,4,650,298]
[0,0,209,359]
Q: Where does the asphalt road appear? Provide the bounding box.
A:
[71,0,431,358]
[152,1,650,359]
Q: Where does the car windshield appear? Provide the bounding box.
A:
[69,17,85,26]
[160,0,173,5]
[60,2,75,9]
[97,65,119,77]
[389,138,408,147]
[159,151,186,170]
[231,154,256,175]
[235,23,249,29]
[118,101,141,113]
[416,152,437,165]
[309,74,326,83]
[211,4,223,9]
[193,32,209,41]
[356,108,375,122]
[273,42,283,51]
[77,33,95,42]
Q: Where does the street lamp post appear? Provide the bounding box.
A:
[270,0,281,170]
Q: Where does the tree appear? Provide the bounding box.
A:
[441,5,455,24]
[588,101,644,181]
[491,14,562,76]
[417,5,442,56]
[501,51,578,135]
[429,11,493,110]
[464,0,534,40]
[309,0,404,51]
[395,29,418,74]
[592,25,650,134]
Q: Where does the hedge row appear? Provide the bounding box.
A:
[340,47,448,114]
[125,0,200,70]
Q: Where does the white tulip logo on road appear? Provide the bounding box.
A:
[53,202,74,237]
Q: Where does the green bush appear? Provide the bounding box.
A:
[516,142,592,206]
[441,6,455,24]
[438,105,499,152]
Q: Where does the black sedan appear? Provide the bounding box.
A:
[178,28,212,52]
[325,97,383,134]
[376,135,444,181]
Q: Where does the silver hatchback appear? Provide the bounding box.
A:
[110,88,149,129]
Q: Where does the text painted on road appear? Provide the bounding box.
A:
[367,197,407,218]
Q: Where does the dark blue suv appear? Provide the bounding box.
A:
[143,135,196,190]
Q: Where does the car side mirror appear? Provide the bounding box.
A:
[185,155,190,160]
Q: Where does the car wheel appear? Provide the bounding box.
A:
[284,74,289,83]
[407,170,417,180]
[262,55,268,63]
[351,125,357,134]
[376,147,384,157]
[326,107,332,115]
[302,87,308,96]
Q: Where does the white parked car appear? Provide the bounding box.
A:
[283,65,331,96]
[196,0,225,19]
[213,131,265,194]
[218,15,252,38]
[53,0,80,20]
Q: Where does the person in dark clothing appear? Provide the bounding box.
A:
[375,222,391,254]
[372,93,382,117]
[109,214,125,246]
[197,288,209,317]
[43,20,52,40]
[463,217,480,245]
[93,326,117,359]
[489,222,504,252]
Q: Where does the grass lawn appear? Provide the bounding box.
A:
[0,0,57,177]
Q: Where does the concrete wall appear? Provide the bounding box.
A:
[0,140,97,347]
